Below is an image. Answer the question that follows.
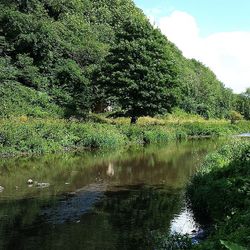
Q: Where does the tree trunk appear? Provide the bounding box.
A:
[93,101,105,113]
[130,116,137,124]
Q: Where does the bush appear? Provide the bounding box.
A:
[0,82,63,118]
[0,117,249,157]
[68,123,125,148]
[0,119,126,156]
[229,111,243,124]
[187,140,250,250]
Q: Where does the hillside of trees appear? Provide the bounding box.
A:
[0,0,249,120]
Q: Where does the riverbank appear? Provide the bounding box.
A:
[187,140,250,250]
[0,116,249,157]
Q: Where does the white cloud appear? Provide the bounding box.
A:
[145,8,162,27]
[156,11,250,93]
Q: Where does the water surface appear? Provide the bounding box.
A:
[238,133,250,137]
[0,139,222,250]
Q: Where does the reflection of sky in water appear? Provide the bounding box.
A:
[237,133,250,137]
[170,204,199,235]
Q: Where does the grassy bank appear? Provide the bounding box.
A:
[0,115,249,157]
[187,140,250,250]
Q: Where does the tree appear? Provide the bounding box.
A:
[0,0,107,118]
[95,15,178,123]
[229,110,243,124]
[235,88,250,120]
[0,0,242,120]
[177,58,235,119]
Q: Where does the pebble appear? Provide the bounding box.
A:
[27,179,33,185]
[36,182,50,189]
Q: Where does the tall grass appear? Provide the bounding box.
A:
[0,115,249,157]
[0,118,125,156]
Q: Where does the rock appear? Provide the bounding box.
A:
[191,228,206,243]
[66,192,76,197]
[0,186,4,192]
[36,182,50,188]
[27,179,33,185]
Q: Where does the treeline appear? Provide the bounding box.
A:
[0,0,249,119]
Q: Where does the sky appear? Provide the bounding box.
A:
[134,0,250,93]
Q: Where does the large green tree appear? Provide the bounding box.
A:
[95,14,178,122]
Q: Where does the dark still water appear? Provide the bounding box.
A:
[0,140,222,250]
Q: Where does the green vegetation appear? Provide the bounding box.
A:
[229,111,243,124]
[187,140,250,250]
[0,0,249,157]
[1,3,249,248]
[235,89,250,121]
[95,14,177,120]
[151,233,193,250]
[0,118,125,156]
[0,81,63,118]
[0,0,249,121]
[0,7,250,248]
[0,113,249,157]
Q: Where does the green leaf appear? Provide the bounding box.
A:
[220,240,247,250]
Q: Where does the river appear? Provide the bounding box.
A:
[0,139,224,250]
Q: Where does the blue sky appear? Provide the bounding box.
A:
[134,0,250,92]
[134,0,250,36]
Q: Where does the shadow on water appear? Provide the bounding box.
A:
[0,139,225,250]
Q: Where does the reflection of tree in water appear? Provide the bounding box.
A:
[0,186,184,250]
[0,139,221,199]
[0,196,113,250]
[0,197,55,250]
[0,140,222,249]
[99,185,184,250]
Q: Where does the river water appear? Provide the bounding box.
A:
[0,139,223,250]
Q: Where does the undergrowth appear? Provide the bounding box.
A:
[187,140,250,250]
[0,115,249,157]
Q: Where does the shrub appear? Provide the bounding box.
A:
[0,117,249,157]
[69,123,125,148]
[229,111,243,124]
[188,140,250,250]
[0,82,63,118]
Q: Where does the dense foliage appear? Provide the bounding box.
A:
[95,14,178,118]
[236,88,250,120]
[188,140,250,250]
[1,0,249,119]
[0,115,249,157]
[177,59,236,119]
